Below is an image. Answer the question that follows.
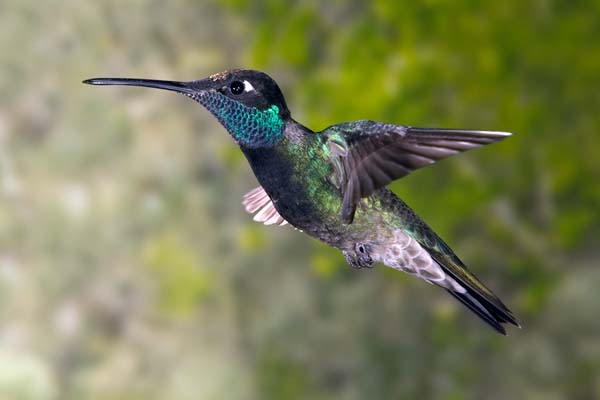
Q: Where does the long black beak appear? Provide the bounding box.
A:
[83,78,199,95]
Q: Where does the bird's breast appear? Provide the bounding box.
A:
[241,142,353,245]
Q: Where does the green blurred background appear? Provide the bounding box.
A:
[1,1,599,399]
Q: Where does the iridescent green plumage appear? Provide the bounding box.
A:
[84,69,519,335]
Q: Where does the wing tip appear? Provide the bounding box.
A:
[477,130,513,138]
[242,186,290,227]
[340,205,356,224]
[409,127,513,139]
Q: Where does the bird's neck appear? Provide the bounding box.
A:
[240,121,317,191]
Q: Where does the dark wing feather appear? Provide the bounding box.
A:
[323,121,511,223]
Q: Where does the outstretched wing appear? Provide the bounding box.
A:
[322,120,511,223]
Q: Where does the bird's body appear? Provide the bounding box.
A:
[84,69,519,334]
[245,121,433,254]
[245,120,506,305]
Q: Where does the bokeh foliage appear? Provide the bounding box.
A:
[1,0,599,399]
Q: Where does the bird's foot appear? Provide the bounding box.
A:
[343,244,373,269]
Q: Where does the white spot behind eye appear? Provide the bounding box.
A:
[243,80,255,92]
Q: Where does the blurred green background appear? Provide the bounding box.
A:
[1,1,599,399]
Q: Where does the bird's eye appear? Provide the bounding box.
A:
[230,81,244,95]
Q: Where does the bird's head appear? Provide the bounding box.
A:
[84,69,290,148]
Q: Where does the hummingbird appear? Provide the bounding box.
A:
[84,69,519,334]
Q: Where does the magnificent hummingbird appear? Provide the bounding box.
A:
[84,69,520,335]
